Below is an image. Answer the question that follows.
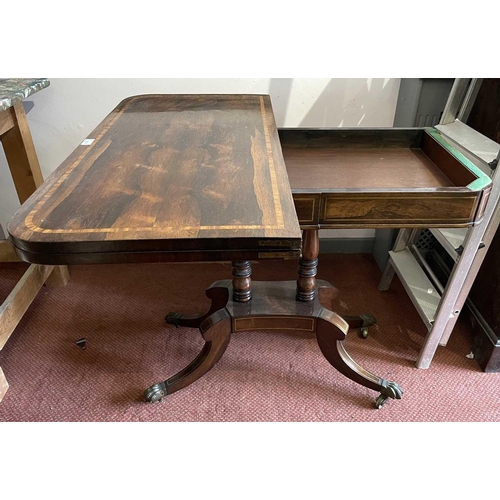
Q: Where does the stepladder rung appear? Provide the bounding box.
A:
[389,248,441,329]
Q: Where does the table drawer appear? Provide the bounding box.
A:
[320,193,480,227]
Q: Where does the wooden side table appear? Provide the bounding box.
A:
[0,78,69,402]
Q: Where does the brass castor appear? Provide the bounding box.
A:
[359,327,369,339]
[375,394,389,409]
[144,383,166,403]
[358,314,376,339]
[165,312,183,328]
[375,381,403,409]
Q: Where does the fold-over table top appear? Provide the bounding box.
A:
[8,94,301,264]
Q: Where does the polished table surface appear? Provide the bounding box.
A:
[8,94,301,264]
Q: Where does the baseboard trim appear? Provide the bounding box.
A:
[319,237,375,254]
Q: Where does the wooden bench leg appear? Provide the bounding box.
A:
[0,239,22,263]
[45,266,70,287]
[0,100,69,404]
[0,366,8,402]
[1,101,44,203]
[0,264,54,351]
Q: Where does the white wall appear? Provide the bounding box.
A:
[0,78,400,236]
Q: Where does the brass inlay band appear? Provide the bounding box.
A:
[259,96,284,229]
[25,95,285,234]
[258,252,298,259]
[319,309,349,334]
[233,316,315,333]
[258,239,295,247]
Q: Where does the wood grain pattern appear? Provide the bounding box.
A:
[321,193,479,226]
[226,280,326,324]
[8,95,301,264]
[1,102,44,203]
[45,264,70,287]
[232,260,252,302]
[0,264,54,350]
[0,108,15,136]
[421,132,477,187]
[278,128,424,149]
[284,147,455,189]
[0,239,22,262]
[297,229,319,301]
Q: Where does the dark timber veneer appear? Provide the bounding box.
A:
[8,95,301,262]
[8,94,403,409]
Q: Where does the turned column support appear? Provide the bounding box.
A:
[232,260,252,302]
[297,229,319,302]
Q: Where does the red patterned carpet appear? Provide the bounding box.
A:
[1,254,499,422]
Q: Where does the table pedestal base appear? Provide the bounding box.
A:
[146,280,403,409]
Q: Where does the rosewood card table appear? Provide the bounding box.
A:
[8,94,404,409]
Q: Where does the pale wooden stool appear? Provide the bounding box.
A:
[0,79,69,402]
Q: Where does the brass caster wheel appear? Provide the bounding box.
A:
[359,327,369,339]
[375,394,389,409]
[144,383,166,403]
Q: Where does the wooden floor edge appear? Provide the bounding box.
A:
[0,264,54,350]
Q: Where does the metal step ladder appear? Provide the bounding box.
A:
[379,78,500,368]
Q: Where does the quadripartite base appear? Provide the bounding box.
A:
[148,280,402,409]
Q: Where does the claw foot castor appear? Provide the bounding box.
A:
[375,381,403,409]
[144,382,167,403]
[165,312,183,328]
